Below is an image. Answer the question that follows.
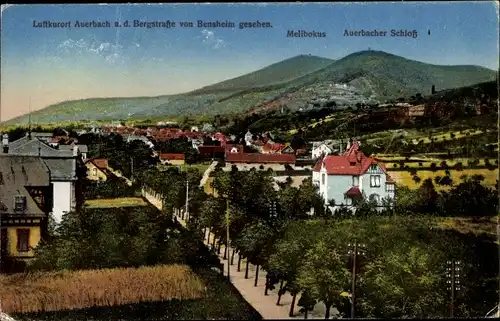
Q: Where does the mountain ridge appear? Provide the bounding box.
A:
[3,50,497,125]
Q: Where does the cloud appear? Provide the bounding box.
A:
[56,38,127,65]
[201,29,225,49]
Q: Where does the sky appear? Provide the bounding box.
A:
[1,2,498,121]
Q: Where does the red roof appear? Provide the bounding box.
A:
[313,141,390,176]
[313,156,325,171]
[159,153,185,161]
[345,186,362,197]
[262,143,285,153]
[226,153,296,164]
[225,144,244,154]
[88,158,108,169]
[198,145,225,154]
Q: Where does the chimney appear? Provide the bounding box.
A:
[2,134,8,154]
[431,85,436,95]
[73,145,78,157]
[346,138,352,151]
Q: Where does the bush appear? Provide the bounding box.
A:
[84,177,140,199]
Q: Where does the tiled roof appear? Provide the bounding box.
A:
[87,158,108,169]
[226,153,296,164]
[314,141,392,177]
[262,143,285,153]
[159,153,185,161]
[0,155,51,215]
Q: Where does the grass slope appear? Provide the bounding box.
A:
[190,54,334,94]
[5,51,496,125]
[286,50,497,100]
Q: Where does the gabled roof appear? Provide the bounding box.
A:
[0,155,51,215]
[316,141,391,176]
[159,153,185,161]
[8,136,74,157]
[86,158,108,170]
[262,143,285,152]
[226,153,296,164]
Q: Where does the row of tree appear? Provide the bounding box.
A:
[135,165,498,318]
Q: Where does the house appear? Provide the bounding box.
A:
[226,153,296,165]
[0,154,53,273]
[244,130,253,146]
[312,141,395,212]
[124,134,155,149]
[191,139,203,150]
[159,153,185,165]
[311,140,345,159]
[2,133,82,224]
[312,141,334,159]
[224,144,244,155]
[85,158,111,181]
[76,145,88,161]
[280,144,295,154]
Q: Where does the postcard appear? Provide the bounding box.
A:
[0,2,499,321]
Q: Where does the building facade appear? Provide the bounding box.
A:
[85,158,111,181]
[2,133,82,223]
[313,141,395,211]
[0,155,53,273]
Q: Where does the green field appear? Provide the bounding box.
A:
[84,197,148,208]
[157,164,210,174]
[389,168,498,190]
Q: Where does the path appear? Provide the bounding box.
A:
[200,161,218,188]
[110,167,337,319]
[0,312,17,321]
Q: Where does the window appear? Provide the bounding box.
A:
[16,229,30,252]
[321,173,326,185]
[352,176,359,186]
[370,175,381,187]
[369,194,380,204]
[14,196,26,212]
[344,196,352,206]
[386,183,395,192]
[92,168,98,176]
[370,164,378,172]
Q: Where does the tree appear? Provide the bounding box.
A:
[360,245,445,318]
[266,221,324,316]
[297,241,351,319]
[232,220,277,285]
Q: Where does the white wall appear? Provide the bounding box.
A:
[52,181,73,224]
[312,144,333,159]
[360,165,394,204]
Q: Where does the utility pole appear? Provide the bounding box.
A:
[446,260,462,318]
[184,178,189,221]
[226,197,230,281]
[0,210,3,274]
[348,242,366,319]
[130,157,134,181]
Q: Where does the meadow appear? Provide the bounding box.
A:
[0,265,204,314]
[84,197,148,208]
[388,168,498,190]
